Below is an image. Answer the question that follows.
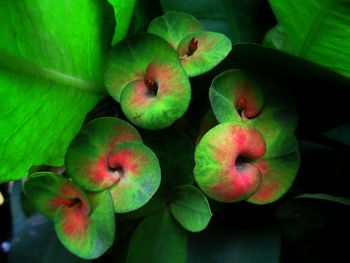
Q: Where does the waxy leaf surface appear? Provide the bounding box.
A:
[143,127,195,190]
[268,0,350,78]
[127,210,188,263]
[170,185,212,232]
[109,141,161,213]
[108,0,136,45]
[148,11,204,49]
[0,0,114,182]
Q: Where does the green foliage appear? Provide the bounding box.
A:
[0,0,114,182]
[268,0,350,78]
[1,0,350,262]
[148,12,232,76]
[196,69,300,204]
[108,0,137,45]
[127,210,188,263]
[170,185,212,232]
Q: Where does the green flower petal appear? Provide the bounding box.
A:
[108,141,161,213]
[24,172,90,220]
[177,31,232,77]
[104,33,181,102]
[65,117,142,191]
[247,147,300,204]
[120,59,191,129]
[55,190,115,259]
[209,69,264,123]
[194,123,265,202]
[147,11,204,49]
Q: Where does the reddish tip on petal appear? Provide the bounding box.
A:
[187,37,198,56]
[61,208,89,238]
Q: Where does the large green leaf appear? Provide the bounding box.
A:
[108,0,136,45]
[268,0,350,78]
[127,209,188,263]
[0,0,114,182]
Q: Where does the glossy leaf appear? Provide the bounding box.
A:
[24,172,90,220]
[9,214,90,263]
[322,123,350,146]
[120,58,191,129]
[143,127,195,190]
[108,141,161,213]
[268,0,350,78]
[127,210,188,263]
[177,31,232,77]
[263,25,291,52]
[295,193,350,206]
[170,185,212,232]
[55,190,115,259]
[0,0,114,182]
[148,11,204,49]
[108,0,136,45]
[65,117,142,191]
[104,33,181,102]
[160,0,267,43]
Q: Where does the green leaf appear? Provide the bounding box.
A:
[108,141,161,213]
[55,190,115,259]
[170,185,212,232]
[295,193,350,206]
[268,0,350,78]
[128,0,163,35]
[127,209,188,263]
[108,0,136,45]
[322,123,350,146]
[24,172,90,220]
[263,25,291,52]
[0,0,114,182]
[160,0,267,43]
[148,11,204,49]
[143,127,195,190]
[177,31,232,77]
[65,117,142,192]
[9,214,90,263]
